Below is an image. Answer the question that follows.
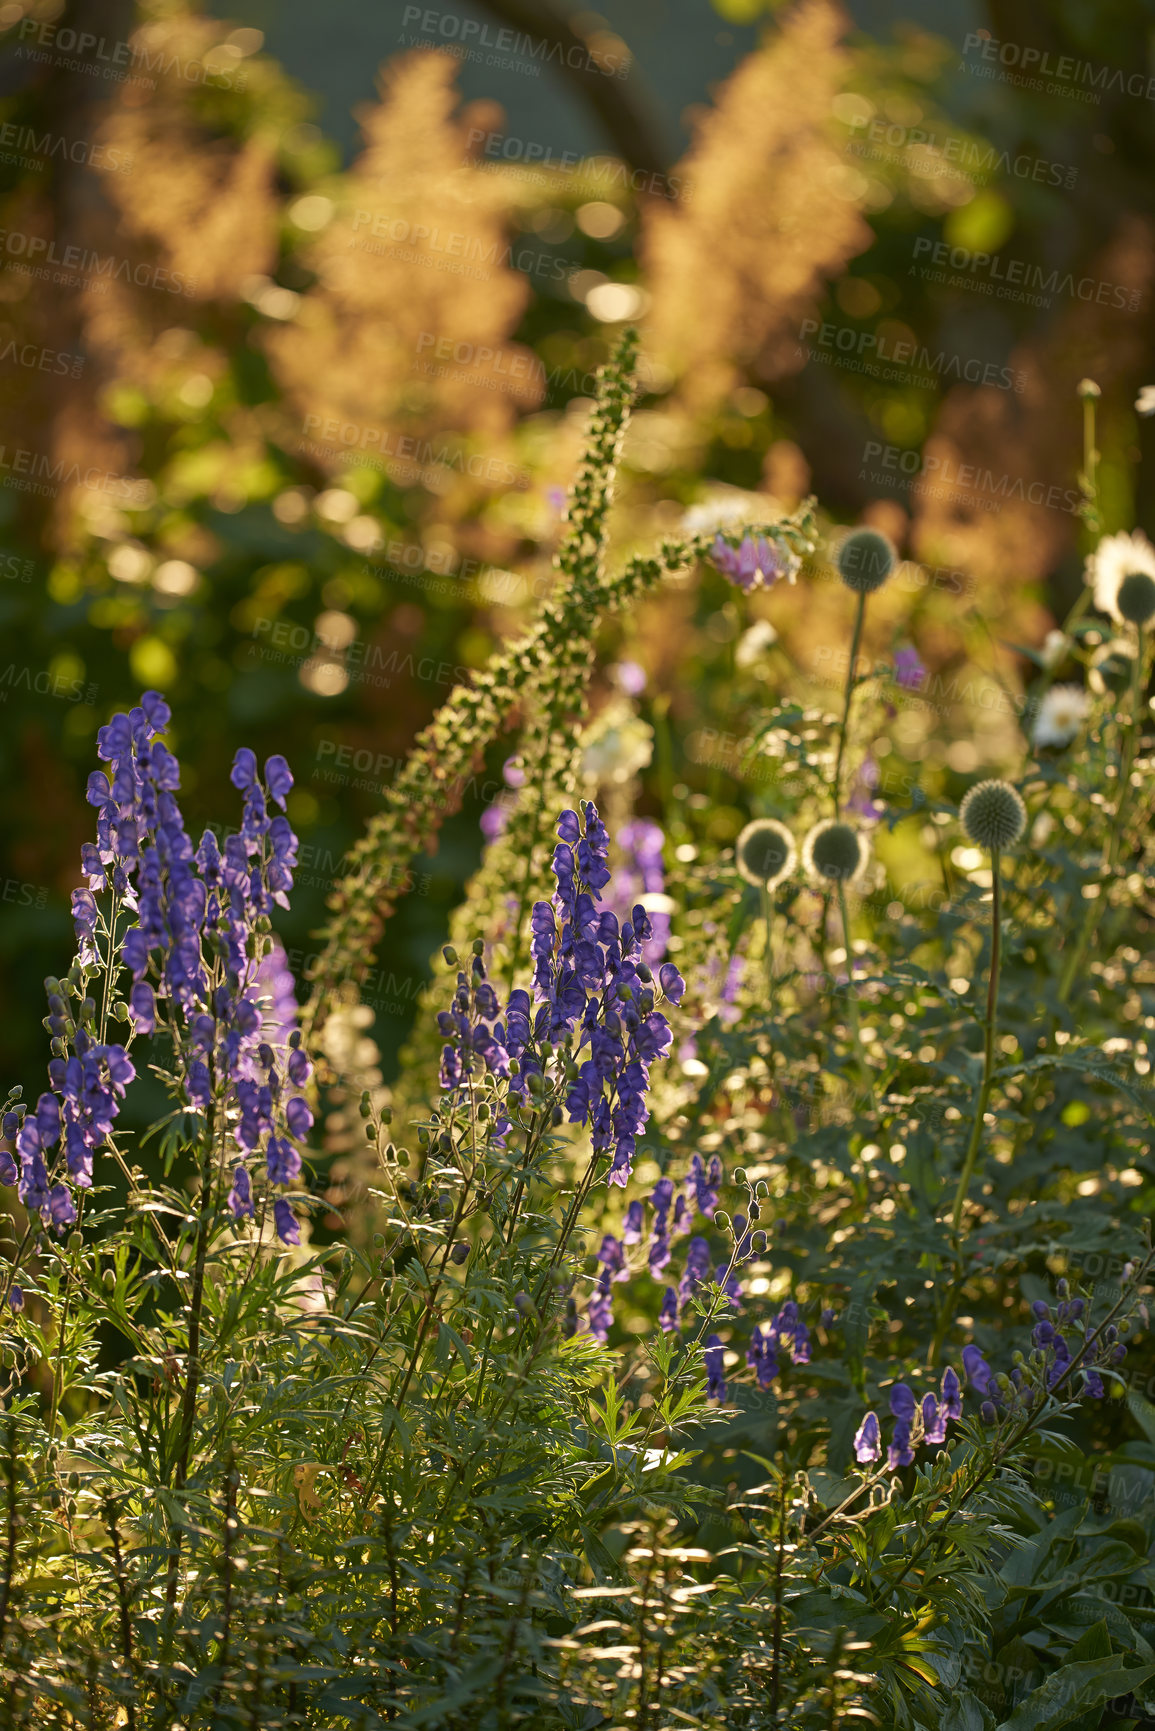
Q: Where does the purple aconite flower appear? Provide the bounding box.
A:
[704,1334,727,1401]
[3,694,316,1240]
[940,1366,962,1420]
[962,1344,994,1395]
[273,1197,300,1246]
[854,1411,881,1464]
[922,1393,947,1445]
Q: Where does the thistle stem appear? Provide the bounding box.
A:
[759,881,775,1011]
[1058,621,1146,1002]
[832,590,866,816]
[950,846,1003,1242]
[836,880,866,1079]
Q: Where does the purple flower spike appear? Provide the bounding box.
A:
[854,1411,881,1464]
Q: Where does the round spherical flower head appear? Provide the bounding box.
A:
[1085,529,1155,624]
[1089,639,1136,696]
[735,818,796,888]
[802,820,867,887]
[836,527,896,595]
[959,780,1026,851]
[1117,571,1155,627]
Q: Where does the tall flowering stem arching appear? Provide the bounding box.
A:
[301,328,818,1053]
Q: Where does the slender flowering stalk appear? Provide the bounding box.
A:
[950,782,1025,1242]
[830,528,895,816]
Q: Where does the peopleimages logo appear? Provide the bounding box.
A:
[399,5,630,78]
[862,439,1082,516]
[911,237,1142,312]
[844,117,1077,190]
[960,30,1155,104]
[798,318,1025,392]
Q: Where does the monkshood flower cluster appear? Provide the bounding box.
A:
[436,804,686,1191]
[853,1281,1130,1471]
[438,804,686,1194]
[0,693,315,1245]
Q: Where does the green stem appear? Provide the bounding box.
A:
[949,847,1003,1243]
[832,590,866,817]
[836,881,866,1081]
[759,882,775,1012]
[1058,621,1146,1003]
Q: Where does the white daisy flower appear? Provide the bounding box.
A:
[1031,684,1089,749]
[1085,529,1155,622]
[1136,385,1155,417]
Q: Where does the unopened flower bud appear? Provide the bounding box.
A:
[442,944,458,967]
[359,1091,373,1118]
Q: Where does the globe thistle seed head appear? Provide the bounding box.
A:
[735,818,796,888]
[959,780,1026,851]
[1089,639,1137,696]
[802,819,867,886]
[1117,571,1155,626]
[836,528,896,595]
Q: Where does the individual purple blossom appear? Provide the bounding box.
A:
[962,1344,994,1395]
[273,1197,300,1246]
[622,1199,644,1244]
[887,1419,914,1470]
[923,1393,947,1444]
[587,1271,613,1342]
[847,754,883,822]
[710,532,784,593]
[854,1411,881,1464]
[613,660,646,696]
[658,1287,679,1332]
[894,646,925,691]
[703,1334,727,1400]
[228,1165,254,1219]
[8,1286,23,1313]
[940,1366,962,1420]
